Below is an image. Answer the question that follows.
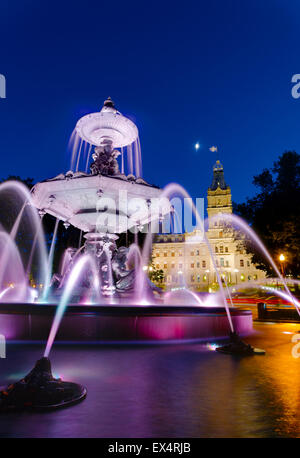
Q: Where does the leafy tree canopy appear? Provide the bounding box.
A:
[235,151,300,277]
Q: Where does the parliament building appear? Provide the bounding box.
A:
[152,160,266,291]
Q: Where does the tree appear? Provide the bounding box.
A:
[148,263,164,285]
[0,175,82,281]
[0,176,37,278]
[146,253,164,285]
[235,151,300,277]
[0,176,34,189]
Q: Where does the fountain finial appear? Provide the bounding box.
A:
[103,96,115,108]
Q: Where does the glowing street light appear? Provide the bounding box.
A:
[195,142,200,151]
[279,254,285,276]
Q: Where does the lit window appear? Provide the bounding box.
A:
[220,246,224,253]
[202,260,206,268]
[191,275,195,282]
[225,247,228,253]
[191,263,194,268]
[215,246,218,253]
[240,259,244,267]
[164,252,167,257]
[171,251,175,257]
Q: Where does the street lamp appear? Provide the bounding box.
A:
[279,254,285,276]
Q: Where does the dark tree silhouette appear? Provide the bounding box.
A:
[235,151,300,277]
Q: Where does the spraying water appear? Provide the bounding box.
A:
[215,213,300,316]
[44,254,101,357]
[138,182,235,332]
[42,218,60,301]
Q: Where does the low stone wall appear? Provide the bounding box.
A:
[257,302,300,322]
[0,304,253,343]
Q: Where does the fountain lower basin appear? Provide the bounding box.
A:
[0,304,252,343]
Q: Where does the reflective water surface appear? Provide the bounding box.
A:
[0,322,300,438]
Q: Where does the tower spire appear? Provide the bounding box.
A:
[208,147,228,190]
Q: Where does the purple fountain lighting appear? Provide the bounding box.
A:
[1,98,290,348]
[0,181,48,302]
[44,254,101,357]
[137,182,235,332]
[212,213,300,317]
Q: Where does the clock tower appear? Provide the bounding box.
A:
[207,160,232,235]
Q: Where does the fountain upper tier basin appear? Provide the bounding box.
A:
[0,304,252,343]
[75,98,138,147]
[31,173,168,233]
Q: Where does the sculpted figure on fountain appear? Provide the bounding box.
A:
[90,141,121,176]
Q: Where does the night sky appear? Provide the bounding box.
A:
[0,0,299,203]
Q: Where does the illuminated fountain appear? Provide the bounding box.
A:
[4,95,294,410]
[6,96,300,406]
[0,98,268,352]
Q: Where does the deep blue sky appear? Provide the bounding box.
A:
[0,0,299,203]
